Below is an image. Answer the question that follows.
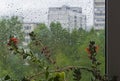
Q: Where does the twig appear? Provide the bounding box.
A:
[28,66,92,80]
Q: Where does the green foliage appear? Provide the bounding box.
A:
[4,75,11,80]
[73,68,81,81]
[52,72,66,81]
[0,16,23,44]
[28,22,106,81]
[0,21,106,81]
[0,16,24,79]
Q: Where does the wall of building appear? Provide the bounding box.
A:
[48,5,86,30]
[22,23,38,46]
[94,0,105,30]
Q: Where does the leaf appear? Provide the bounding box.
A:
[45,71,49,79]
[31,79,35,81]
[73,68,82,81]
[59,72,65,80]
[53,76,59,81]
[48,77,54,81]
[46,66,49,71]
[4,75,11,80]
[23,54,28,59]
[22,77,30,81]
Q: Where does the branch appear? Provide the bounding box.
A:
[28,66,93,80]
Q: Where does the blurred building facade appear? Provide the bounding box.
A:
[94,0,105,30]
[48,5,86,30]
[22,22,38,47]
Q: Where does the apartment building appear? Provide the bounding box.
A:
[94,0,105,30]
[48,5,86,30]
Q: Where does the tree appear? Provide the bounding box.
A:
[27,22,106,81]
[0,16,24,78]
[0,16,23,45]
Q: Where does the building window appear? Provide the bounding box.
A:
[79,11,82,13]
[74,16,77,19]
[74,20,77,27]
[24,26,31,30]
[66,7,70,9]
[95,19,105,22]
[74,20,77,22]
[95,7,105,11]
[25,32,29,36]
[95,13,105,16]
[94,2,105,5]
[80,23,82,27]
[74,16,77,27]
[25,38,30,43]
[57,8,61,10]
[95,24,105,27]
[73,10,77,12]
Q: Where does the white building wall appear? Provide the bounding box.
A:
[94,0,105,30]
[48,5,86,30]
[82,15,87,30]
[22,23,38,46]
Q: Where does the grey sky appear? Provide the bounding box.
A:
[0,0,93,26]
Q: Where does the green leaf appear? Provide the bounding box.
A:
[45,71,49,79]
[4,75,11,80]
[48,77,54,81]
[73,68,82,81]
[22,77,30,81]
[46,66,49,71]
[59,72,65,80]
[23,54,28,59]
[53,76,59,81]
